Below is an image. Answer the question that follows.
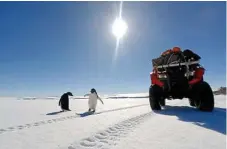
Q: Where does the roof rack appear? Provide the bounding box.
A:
[154,60,200,69]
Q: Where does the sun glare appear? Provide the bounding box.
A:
[111,1,127,65]
[112,17,128,39]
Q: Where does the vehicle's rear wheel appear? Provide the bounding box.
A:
[149,85,162,110]
[159,97,166,106]
[188,98,195,107]
[191,81,214,112]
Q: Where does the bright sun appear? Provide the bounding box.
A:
[112,17,128,39]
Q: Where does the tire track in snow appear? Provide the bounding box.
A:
[67,112,153,149]
[0,104,149,135]
[0,115,79,135]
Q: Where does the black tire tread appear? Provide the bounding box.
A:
[192,81,214,112]
[149,85,162,110]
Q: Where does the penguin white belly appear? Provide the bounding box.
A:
[88,93,98,109]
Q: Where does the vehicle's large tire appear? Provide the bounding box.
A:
[191,81,214,112]
[159,97,166,107]
[149,85,162,110]
[188,98,195,107]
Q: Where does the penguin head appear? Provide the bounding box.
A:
[66,92,73,96]
[90,88,96,93]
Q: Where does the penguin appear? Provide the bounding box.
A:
[84,88,104,112]
[59,92,73,111]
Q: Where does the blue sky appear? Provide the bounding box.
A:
[0,1,226,97]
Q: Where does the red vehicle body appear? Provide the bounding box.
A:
[149,48,214,112]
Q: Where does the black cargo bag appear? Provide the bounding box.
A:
[183,49,201,61]
[152,51,185,67]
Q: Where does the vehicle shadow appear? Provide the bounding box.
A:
[154,105,226,135]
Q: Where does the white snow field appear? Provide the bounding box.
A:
[0,95,226,149]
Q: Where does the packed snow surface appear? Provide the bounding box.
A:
[0,95,225,149]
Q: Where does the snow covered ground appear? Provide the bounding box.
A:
[0,95,225,149]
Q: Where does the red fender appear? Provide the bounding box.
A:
[189,67,205,85]
[150,69,164,87]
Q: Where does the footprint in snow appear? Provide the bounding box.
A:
[17,125,24,130]
[0,129,6,134]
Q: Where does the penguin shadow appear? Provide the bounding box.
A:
[76,104,149,117]
[76,111,95,117]
[46,111,64,115]
[154,105,226,135]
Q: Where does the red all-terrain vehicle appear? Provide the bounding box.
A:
[149,47,214,112]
